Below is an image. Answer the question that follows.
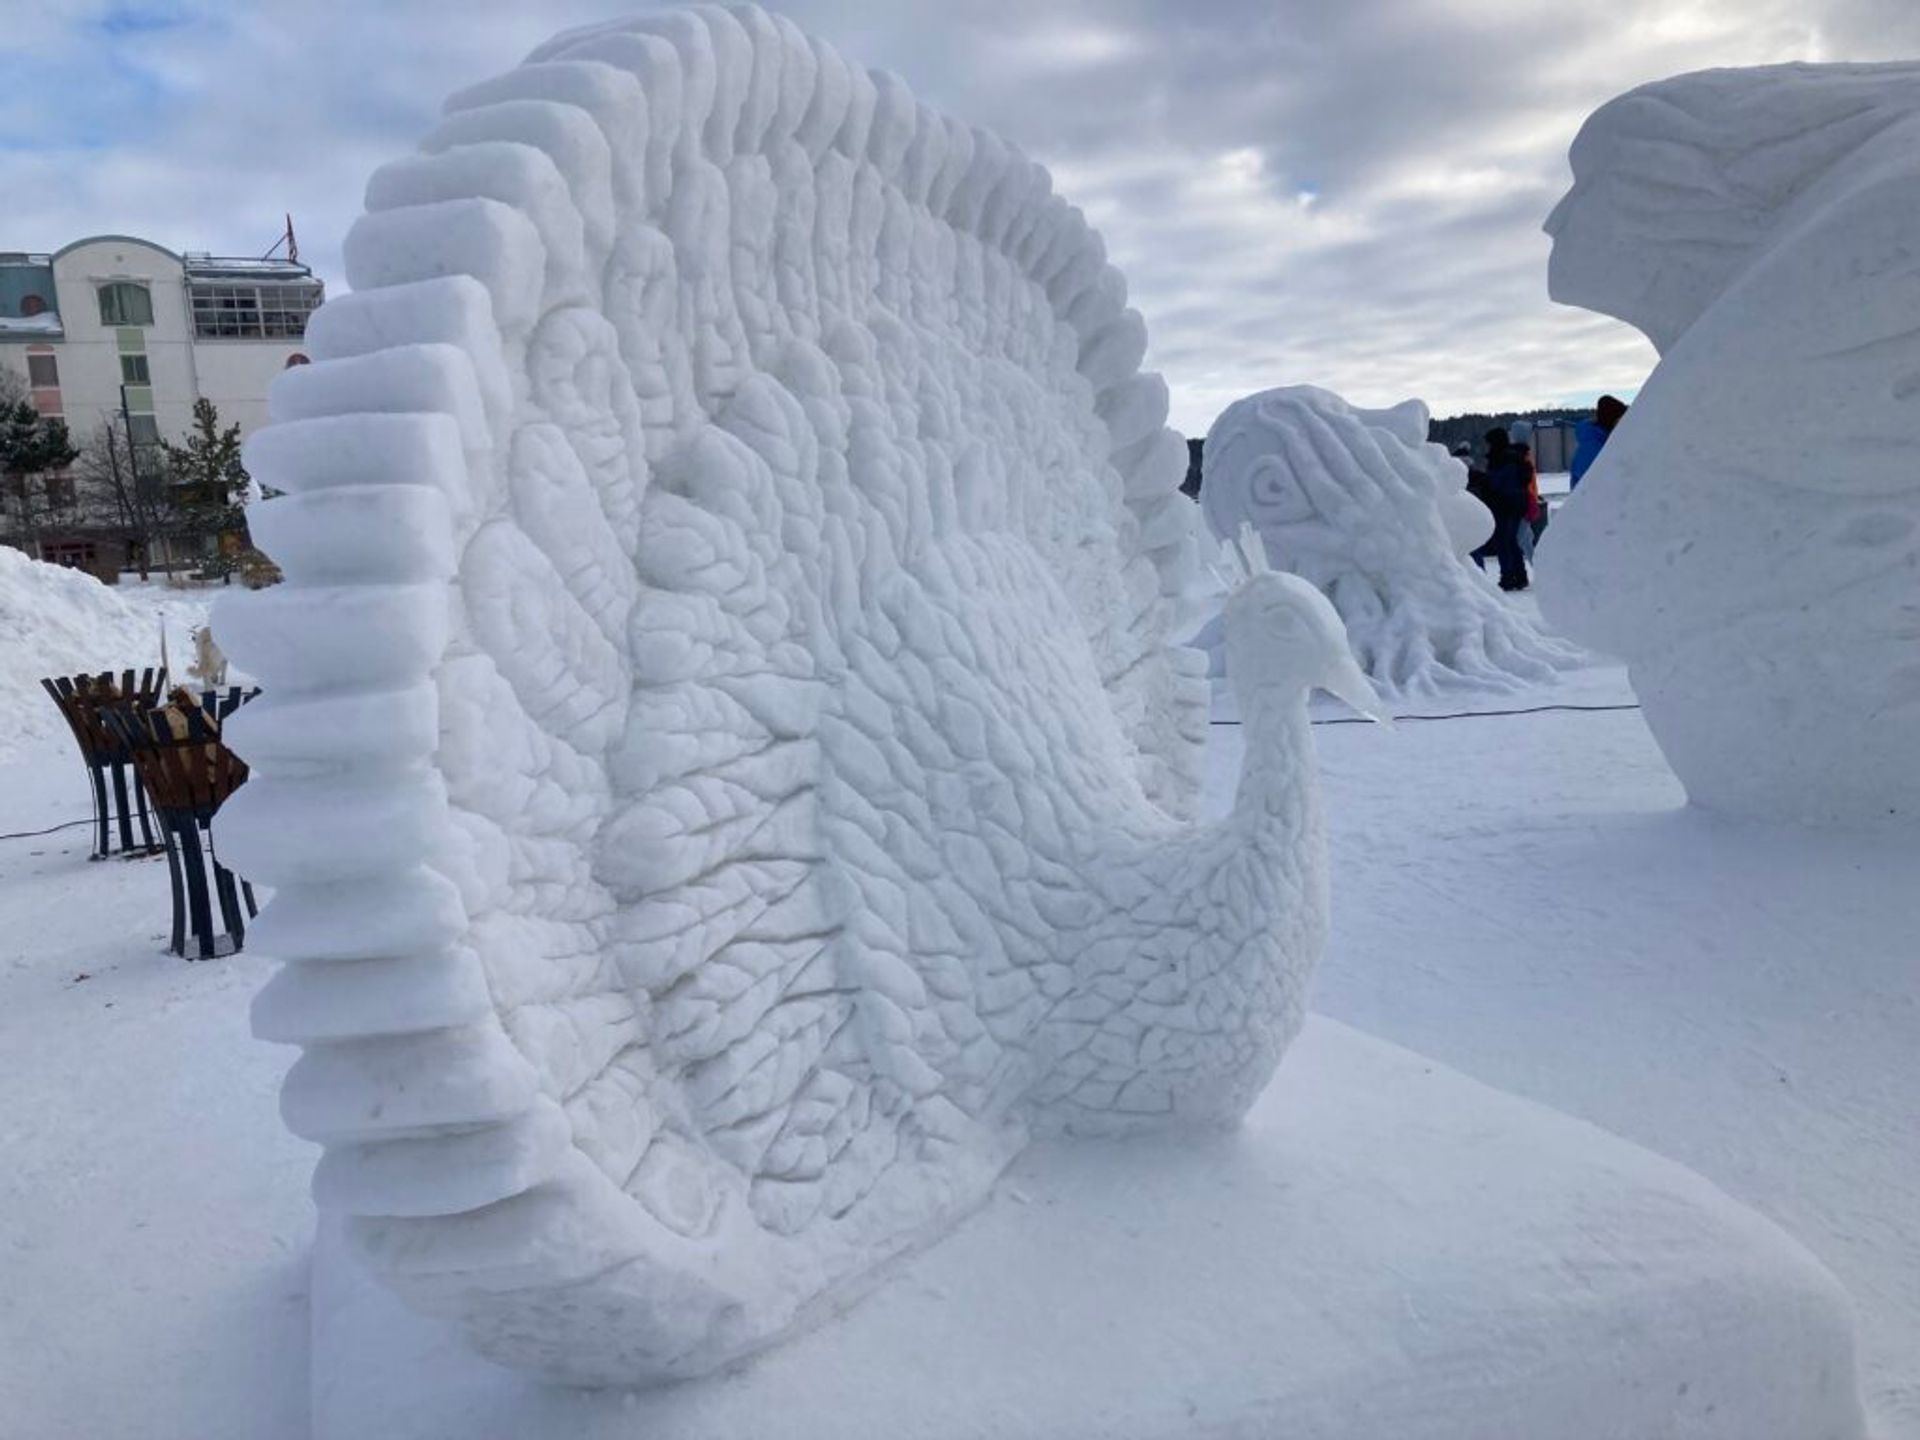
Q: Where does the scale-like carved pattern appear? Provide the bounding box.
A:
[214,4,1370,1384]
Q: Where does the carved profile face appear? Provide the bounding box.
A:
[1540,62,1920,822]
[1544,62,1920,353]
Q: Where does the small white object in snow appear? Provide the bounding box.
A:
[1200,385,1581,697]
[1539,62,1920,823]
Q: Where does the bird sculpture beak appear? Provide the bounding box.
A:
[1321,654,1392,727]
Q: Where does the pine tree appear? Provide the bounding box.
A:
[0,368,80,552]
[158,397,251,579]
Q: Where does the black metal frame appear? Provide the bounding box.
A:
[39,669,168,860]
[104,687,260,961]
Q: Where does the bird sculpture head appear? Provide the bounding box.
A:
[1217,524,1387,723]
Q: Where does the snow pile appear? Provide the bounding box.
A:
[208,2,1382,1387]
[1539,62,1920,823]
[1200,385,1579,696]
[0,546,167,762]
[309,1017,1866,1440]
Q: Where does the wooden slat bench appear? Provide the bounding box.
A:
[104,687,261,960]
[39,669,169,861]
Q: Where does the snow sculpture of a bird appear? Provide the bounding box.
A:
[1201,385,1580,696]
[212,5,1379,1385]
[1540,63,1920,822]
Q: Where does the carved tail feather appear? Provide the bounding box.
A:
[213,3,1224,1389]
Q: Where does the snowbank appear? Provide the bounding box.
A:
[0,546,172,763]
[309,1016,1864,1440]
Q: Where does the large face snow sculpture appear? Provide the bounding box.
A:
[1201,385,1576,696]
[211,6,1381,1385]
[1539,63,1920,823]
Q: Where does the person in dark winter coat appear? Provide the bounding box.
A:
[1570,394,1628,488]
[1460,443,1497,571]
[1481,426,1532,590]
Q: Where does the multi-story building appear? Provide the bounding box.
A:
[0,234,322,577]
[0,234,322,449]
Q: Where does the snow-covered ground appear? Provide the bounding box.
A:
[0,697,314,1440]
[0,589,1913,1439]
[1258,626,1920,1437]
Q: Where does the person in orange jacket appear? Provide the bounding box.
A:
[1508,420,1546,571]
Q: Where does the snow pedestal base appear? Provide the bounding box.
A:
[310,1018,1864,1440]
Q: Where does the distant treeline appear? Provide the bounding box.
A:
[1181,407,1592,496]
[1426,408,1589,456]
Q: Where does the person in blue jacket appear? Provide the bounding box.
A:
[1569,394,1628,488]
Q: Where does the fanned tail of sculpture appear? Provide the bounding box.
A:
[1539,63,1920,822]
[1201,385,1581,697]
[210,4,1371,1384]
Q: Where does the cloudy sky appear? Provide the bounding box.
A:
[7,0,1920,434]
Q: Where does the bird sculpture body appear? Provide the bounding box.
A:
[213,5,1377,1385]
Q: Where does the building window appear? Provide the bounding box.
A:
[190,281,322,339]
[26,352,57,387]
[42,540,100,571]
[19,294,46,317]
[120,353,151,385]
[98,281,155,327]
[127,413,160,446]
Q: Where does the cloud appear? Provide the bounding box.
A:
[9,0,1920,433]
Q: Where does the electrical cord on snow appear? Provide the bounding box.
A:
[0,818,99,842]
[1211,701,1644,728]
[3,712,1641,840]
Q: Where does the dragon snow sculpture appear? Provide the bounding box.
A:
[1539,63,1920,823]
[212,5,1382,1385]
[1201,385,1579,696]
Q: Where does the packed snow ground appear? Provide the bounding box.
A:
[1213,621,1920,1438]
[0,592,1913,1438]
[309,1015,1860,1440]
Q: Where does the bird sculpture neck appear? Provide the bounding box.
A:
[1229,679,1320,831]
